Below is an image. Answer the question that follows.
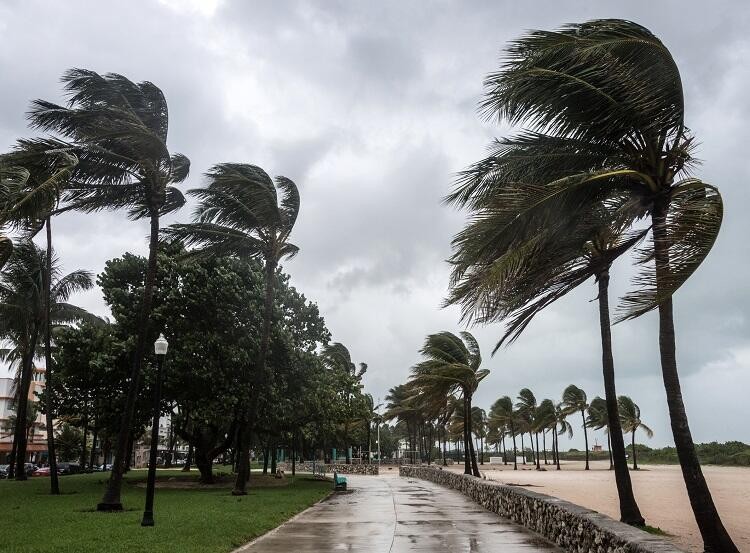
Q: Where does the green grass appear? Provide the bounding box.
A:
[1,469,330,553]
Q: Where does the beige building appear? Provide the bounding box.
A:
[0,367,49,464]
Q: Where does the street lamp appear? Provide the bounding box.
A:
[141,333,168,527]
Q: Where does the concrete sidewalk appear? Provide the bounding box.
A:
[235,472,561,552]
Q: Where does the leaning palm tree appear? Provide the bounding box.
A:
[536,399,555,466]
[1,139,79,494]
[409,331,489,476]
[0,241,96,480]
[384,384,420,464]
[488,396,517,470]
[618,396,654,470]
[163,164,299,495]
[515,388,541,469]
[561,385,591,470]
[446,20,733,551]
[28,69,190,510]
[586,396,613,469]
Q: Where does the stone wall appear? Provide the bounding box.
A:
[280,462,379,475]
[400,466,685,553]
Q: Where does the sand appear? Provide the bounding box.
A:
[445,460,749,552]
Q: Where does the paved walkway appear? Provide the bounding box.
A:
[237,473,561,552]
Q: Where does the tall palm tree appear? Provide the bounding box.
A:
[409,331,489,476]
[586,396,613,469]
[561,385,591,470]
[550,402,573,471]
[488,396,517,470]
[164,164,299,495]
[447,20,733,551]
[384,384,420,464]
[536,399,555,466]
[1,139,79,494]
[28,69,190,510]
[618,396,654,470]
[0,241,96,480]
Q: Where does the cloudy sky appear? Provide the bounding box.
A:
[1,0,748,449]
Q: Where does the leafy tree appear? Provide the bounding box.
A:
[561,385,591,470]
[618,396,654,470]
[164,164,299,495]
[29,69,190,511]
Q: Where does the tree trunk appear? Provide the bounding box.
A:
[233,258,277,495]
[632,430,638,470]
[14,326,40,481]
[535,432,541,469]
[98,211,160,511]
[520,433,526,465]
[194,446,214,484]
[542,431,548,465]
[607,432,613,470]
[554,430,560,471]
[43,218,60,493]
[80,417,88,471]
[511,428,517,470]
[501,434,507,465]
[581,410,590,470]
[651,202,737,552]
[597,270,644,525]
[263,446,269,474]
[90,426,98,470]
[462,398,471,475]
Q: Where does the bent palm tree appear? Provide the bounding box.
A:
[448,20,732,550]
[586,397,612,469]
[0,241,96,480]
[562,385,591,470]
[409,331,489,476]
[164,164,299,494]
[488,396,517,470]
[618,396,654,470]
[29,69,189,510]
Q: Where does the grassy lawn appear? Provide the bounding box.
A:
[1,469,330,553]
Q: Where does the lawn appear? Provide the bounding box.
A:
[1,469,330,553]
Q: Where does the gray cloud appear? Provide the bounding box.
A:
[1,0,748,449]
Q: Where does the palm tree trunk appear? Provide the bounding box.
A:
[597,269,644,525]
[535,432,541,469]
[543,431,548,465]
[581,410,590,470]
[233,258,277,495]
[14,326,40,481]
[520,433,526,464]
[502,434,507,465]
[98,211,160,511]
[652,202,737,552]
[511,428,517,470]
[632,430,638,470]
[43,218,60,494]
[462,398,471,475]
[607,432,613,470]
[554,430,560,470]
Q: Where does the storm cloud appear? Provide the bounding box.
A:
[1,0,748,449]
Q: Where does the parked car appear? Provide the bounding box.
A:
[24,463,37,477]
[0,464,8,479]
[56,462,81,475]
[32,466,62,477]
[97,463,112,471]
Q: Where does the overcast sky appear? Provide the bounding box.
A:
[1,0,748,449]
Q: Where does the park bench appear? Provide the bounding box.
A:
[333,471,347,491]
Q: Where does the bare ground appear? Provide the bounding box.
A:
[446,460,749,552]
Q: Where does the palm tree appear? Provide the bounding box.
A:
[488,396,518,470]
[536,399,555,466]
[550,402,573,471]
[561,385,591,470]
[0,241,96,480]
[384,384,420,464]
[515,388,541,469]
[447,20,734,551]
[618,396,654,470]
[164,164,299,495]
[1,139,79,494]
[586,396,612,469]
[409,331,489,476]
[28,69,190,510]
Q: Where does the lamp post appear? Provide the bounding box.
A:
[141,333,168,527]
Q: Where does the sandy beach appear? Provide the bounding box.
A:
[445,460,749,552]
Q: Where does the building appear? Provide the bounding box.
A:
[0,367,49,464]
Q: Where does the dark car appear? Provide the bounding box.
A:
[56,462,81,475]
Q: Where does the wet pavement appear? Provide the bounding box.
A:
[235,472,562,552]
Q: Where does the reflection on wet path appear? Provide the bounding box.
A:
[236,473,562,552]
